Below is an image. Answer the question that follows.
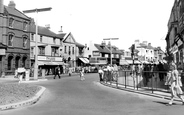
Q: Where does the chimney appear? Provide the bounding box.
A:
[58,26,63,33]
[0,0,4,14]
[101,41,106,46]
[45,24,50,29]
[8,0,16,9]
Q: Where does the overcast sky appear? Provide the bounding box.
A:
[5,0,175,51]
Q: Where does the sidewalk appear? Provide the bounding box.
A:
[101,81,184,103]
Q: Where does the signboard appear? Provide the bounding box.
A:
[92,51,100,56]
[0,49,5,55]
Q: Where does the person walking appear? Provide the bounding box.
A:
[167,62,184,106]
[79,67,85,81]
[54,66,61,79]
[98,66,104,82]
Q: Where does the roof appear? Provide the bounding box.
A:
[94,44,110,53]
[57,33,66,39]
[4,6,30,20]
[75,42,84,48]
[30,25,59,38]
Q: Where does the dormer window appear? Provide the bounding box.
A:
[9,18,14,27]
[23,21,27,31]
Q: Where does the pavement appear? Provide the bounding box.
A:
[101,81,184,103]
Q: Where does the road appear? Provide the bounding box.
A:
[1,73,184,115]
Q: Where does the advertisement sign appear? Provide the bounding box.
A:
[0,49,5,55]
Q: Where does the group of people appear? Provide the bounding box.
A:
[98,64,119,82]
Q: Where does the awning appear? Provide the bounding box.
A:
[126,60,141,64]
[79,58,89,64]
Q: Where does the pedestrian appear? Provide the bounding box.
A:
[54,66,61,79]
[79,67,85,81]
[166,62,184,106]
[98,66,104,82]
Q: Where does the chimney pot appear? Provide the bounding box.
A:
[8,0,16,9]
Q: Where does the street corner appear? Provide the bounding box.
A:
[0,86,46,111]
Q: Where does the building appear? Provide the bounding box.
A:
[30,23,64,76]
[84,41,123,65]
[166,0,184,69]
[0,1,31,77]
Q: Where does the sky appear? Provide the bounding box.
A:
[4,0,175,51]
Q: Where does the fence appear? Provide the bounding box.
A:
[102,70,176,94]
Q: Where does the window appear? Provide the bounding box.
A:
[8,56,13,70]
[72,47,74,54]
[31,34,34,41]
[51,47,59,56]
[22,57,27,67]
[38,46,45,55]
[23,37,27,48]
[40,36,43,42]
[64,46,67,53]
[31,47,34,57]
[53,38,56,44]
[9,18,14,27]
[15,56,20,69]
[69,46,71,55]
[60,40,63,46]
[146,50,148,53]
[8,34,14,46]
[23,22,27,31]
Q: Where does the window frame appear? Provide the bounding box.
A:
[8,33,14,47]
[23,36,28,48]
[23,21,28,31]
[38,46,45,55]
[9,17,14,28]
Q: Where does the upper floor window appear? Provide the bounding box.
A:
[53,38,56,44]
[72,47,74,54]
[9,18,14,27]
[23,37,28,48]
[31,47,34,57]
[60,39,63,46]
[146,50,148,53]
[69,46,71,55]
[31,34,34,41]
[51,47,59,56]
[38,46,45,55]
[8,34,14,46]
[40,36,43,42]
[23,22,27,31]
[64,46,67,53]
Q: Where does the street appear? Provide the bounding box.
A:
[1,73,184,115]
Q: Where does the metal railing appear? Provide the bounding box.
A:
[102,70,173,94]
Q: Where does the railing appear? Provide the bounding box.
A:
[102,70,175,94]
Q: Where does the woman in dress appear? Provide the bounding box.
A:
[167,62,184,105]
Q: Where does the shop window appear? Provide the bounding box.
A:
[15,56,20,69]
[22,57,27,68]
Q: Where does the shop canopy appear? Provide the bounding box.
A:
[79,58,89,64]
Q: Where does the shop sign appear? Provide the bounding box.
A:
[55,57,62,61]
[38,56,47,60]
[47,57,55,61]
[172,45,178,54]
[0,49,5,55]
[92,51,100,56]
[177,39,183,47]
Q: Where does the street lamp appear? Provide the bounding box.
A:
[103,38,119,65]
[23,7,52,80]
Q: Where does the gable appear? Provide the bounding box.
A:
[63,33,76,44]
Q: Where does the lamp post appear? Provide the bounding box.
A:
[23,7,52,80]
[103,38,119,65]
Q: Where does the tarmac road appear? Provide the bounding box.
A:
[1,73,184,115]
